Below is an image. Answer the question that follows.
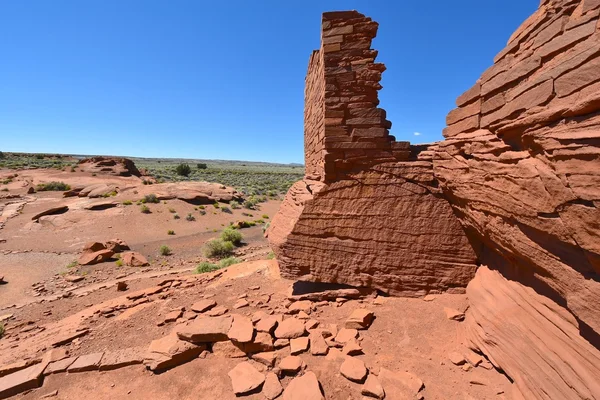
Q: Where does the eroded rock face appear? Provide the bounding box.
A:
[77,157,141,177]
[268,11,477,296]
[436,1,600,398]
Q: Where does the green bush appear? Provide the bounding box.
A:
[236,220,256,229]
[115,259,123,267]
[263,221,271,233]
[267,251,275,260]
[36,181,71,191]
[198,205,205,210]
[221,206,232,214]
[231,201,241,209]
[66,260,77,269]
[219,257,240,268]
[243,199,256,210]
[195,261,220,274]
[168,230,175,235]
[175,163,191,176]
[186,213,196,221]
[221,227,242,246]
[168,208,176,213]
[199,210,206,216]
[204,239,234,258]
[213,202,220,208]
[159,245,172,256]
[197,163,208,170]
[142,194,160,204]
[123,200,133,206]
[140,204,151,214]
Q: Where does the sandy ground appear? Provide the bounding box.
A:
[0,167,514,399]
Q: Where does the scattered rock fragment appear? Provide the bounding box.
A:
[122,252,149,267]
[362,374,385,399]
[275,318,306,339]
[282,371,324,400]
[144,333,206,372]
[64,275,84,283]
[279,356,303,375]
[340,356,368,383]
[274,338,289,349]
[116,281,128,291]
[263,372,283,400]
[39,389,59,398]
[44,357,77,375]
[31,206,69,221]
[176,316,232,343]
[345,309,374,330]
[251,351,277,367]
[335,328,358,344]
[288,300,312,314]
[162,309,183,324]
[99,348,144,371]
[228,314,255,343]
[233,299,249,309]
[0,362,47,399]
[290,337,310,355]
[342,338,363,355]
[228,361,265,395]
[379,368,424,397]
[79,249,114,266]
[190,299,217,313]
[444,307,465,321]
[448,352,466,365]
[206,306,228,317]
[242,332,274,353]
[104,238,130,253]
[466,351,483,367]
[256,315,280,334]
[212,341,247,358]
[309,332,329,356]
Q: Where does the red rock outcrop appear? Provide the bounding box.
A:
[268,11,478,296]
[77,157,141,177]
[436,0,600,398]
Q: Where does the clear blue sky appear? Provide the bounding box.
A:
[0,1,537,164]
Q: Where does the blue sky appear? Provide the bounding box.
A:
[0,1,538,164]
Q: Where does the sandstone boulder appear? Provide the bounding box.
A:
[274,318,305,339]
[122,252,149,267]
[227,361,265,395]
[340,356,368,383]
[345,309,374,330]
[176,316,232,343]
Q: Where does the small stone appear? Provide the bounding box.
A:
[340,356,368,383]
[448,352,466,365]
[122,251,149,267]
[296,311,310,320]
[288,300,312,314]
[305,319,319,330]
[362,374,385,399]
[163,309,183,324]
[466,351,483,367]
[242,331,274,353]
[227,361,265,395]
[309,332,329,356]
[345,309,374,330]
[275,318,306,339]
[335,328,358,344]
[279,356,303,375]
[282,371,324,400]
[444,307,465,321]
[206,306,228,317]
[234,299,249,309]
[423,294,436,302]
[256,315,281,334]
[274,339,289,349]
[342,338,363,355]
[212,341,246,358]
[462,364,472,372]
[228,314,255,343]
[44,357,77,375]
[116,281,128,291]
[176,316,232,343]
[263,372,283,400]
[191,299,217,313]
[251,351,277,367]
[40,390,59,398]
[64,275,84,283]
[290,337,310,355]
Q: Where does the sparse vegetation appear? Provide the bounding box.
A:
[142,194,160,204]
[174,213,180,219]
[267,251,275,259]
[140,204,151,214]
[159,245,172,256]
[236,220,256,229]
[168,230,175,235]
[199,210,206,216]
[197,163,207,170]
[213,202,220,209]
[231,201,241,209]
[175,163,191,177]
[221,206,232,214]
[186,213,196,221]
[66,260,78,269]
[221,227,243,246]
[123,200,133,206]
[195,261,220,274]
[36,181,71,191]
[262,214,269,219]
[168,208,176,213]
[219,257,240,268]
[115,259,123,267]
[263,221,271,233]
[0,322,5,339]
[203,239,234,258]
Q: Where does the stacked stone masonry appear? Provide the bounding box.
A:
[436,1,600,399]
[268,11,478,296]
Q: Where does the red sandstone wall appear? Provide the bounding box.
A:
[435,1,600,398]
[304,50,326,181]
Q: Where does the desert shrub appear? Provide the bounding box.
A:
[159,245,172,256]
[66,260,77,269]
[195,261,220,274]
[203,239,234,258]
[254,219,265,224]
[263,221,271,233]
[213,202,220,208]
[36,181,71,191]
[1,188,7,192]
[140,204,151,214]
[262,214,269,219]
[186,213,196,221]
[175,163,191,176]
[219,257,240,268]
[197,163,207,170]
[122,200,133,206]
[267,251,275,260]
[115,259,123,267]
[243,199,257,210]
[0,322,4,339]
[142,194,159,204]
[198,205,205,210]
[221,227,242,246]
[221,206,232,214]
[174,213,180,219]
[168,230,175,235]
[168,208,176,213]
[199,210,206,216]
[236,220,256,229]
[231,201,241,209]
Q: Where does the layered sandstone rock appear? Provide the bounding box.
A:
[77,156,141,177]
[436,0,600,398]
[268,11,477,295]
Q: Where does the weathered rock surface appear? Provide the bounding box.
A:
[144,333,205,372]
[436,1,600,398]
[176,316,232,343]
[282,371,324,400]
[31,206,69,221]
[77,156,141,177]
[227,361,265,395]
[465,267,600,399]
[122,252,149,267]
[122,182,242,205]
[267,11,477,296]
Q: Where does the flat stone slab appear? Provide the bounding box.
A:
[0,363,45,399]
[228,314,254,343]
[282,371,324,400]
[176,316,232,343]
[345,309,374,329]
[67,352,104,373]
[191,299,217,313]
[144,333,205,372]
[274,318,306,339]
[44,357,77,375]
[227,361,265,395]
[340,356,368,383]
[99,347,144,371]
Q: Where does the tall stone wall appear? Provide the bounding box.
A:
[434,1,600,398]
[267,11,478,296]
